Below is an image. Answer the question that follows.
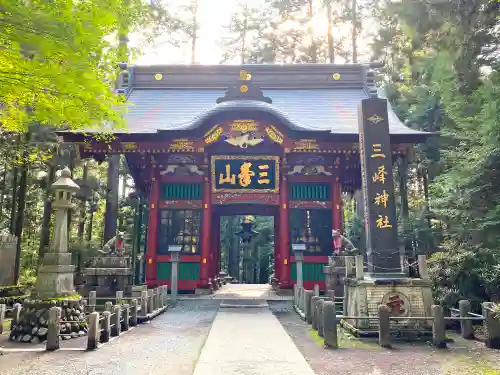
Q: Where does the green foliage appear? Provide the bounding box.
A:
[372,0,500,305]
[0,0,150,132]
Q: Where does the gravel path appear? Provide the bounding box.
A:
[274,308,500,375]
[0,300,219,375]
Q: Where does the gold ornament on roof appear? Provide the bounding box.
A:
[367,114,384,124]
[154,73,163,81]
[240,70,252,81]
[240,84,249,93]
[332,73,341,80]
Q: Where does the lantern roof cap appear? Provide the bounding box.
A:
[52,167,80,192]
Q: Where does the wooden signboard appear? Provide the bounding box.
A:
[211,155,280,193]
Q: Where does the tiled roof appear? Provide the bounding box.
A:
[122,88,427,136]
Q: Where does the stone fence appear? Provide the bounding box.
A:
[1,286,169,350]
[293,285,500,350]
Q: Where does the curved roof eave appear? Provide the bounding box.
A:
[156,100,330,133]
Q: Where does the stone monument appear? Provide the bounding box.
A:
[10,168,88,344]
[79,232,133,297]
[0,230,18,286]
[341,97,433,337]
[33,167,78,298]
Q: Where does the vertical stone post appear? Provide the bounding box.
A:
[317,299,325,337]
[432,305,446,348]
[418,255,429,279]
[147,289,154,314]
[89,291,97,312]
[292,245,305,288]
[163,285,169,306]
[323,301,338,348]
[483,302,500,349]
[104,301,113,312]
[130,299,138,326]
[87,312,100,350]
[140,290,148,317]
[304,290,313,324]
[169,245,182,305]
[355,254,364,280]
[313,284,320,296]
[101,311,111,343]
[153,288,159,310]
[0,304,5,335]
[115,291,124,305]
[46,306,61,351]
[81,299,88,313]
[293,285,298,306]
[111,305,121,337]
[11,303,21,330]
[459,300,473,339]
[345,256,355,278]
[378,305,391,348]
[311,296,320,330]
[122,304,130,331]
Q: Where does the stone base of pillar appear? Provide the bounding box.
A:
[341,277,433,338]
[33,253,76,299]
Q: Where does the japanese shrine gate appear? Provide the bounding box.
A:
[62,63,429,292]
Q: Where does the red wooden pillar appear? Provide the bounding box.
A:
[332,179,343,232]
[210,214,220,278]
[145,173,159,285]
[278,175,290,288]
[200,177,212,287]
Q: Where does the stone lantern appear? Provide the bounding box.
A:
[34,167,79,298]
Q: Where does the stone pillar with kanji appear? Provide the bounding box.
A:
[340,97,433,337]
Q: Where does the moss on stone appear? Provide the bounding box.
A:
[308,327,381,350]
[441,354,500,375]
[44,295,81,301]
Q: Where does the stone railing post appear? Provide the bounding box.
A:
[163,285,169,306]
[89,291,97,312]
[140,290,148,317]
[459,300,473,339]
[317,299,325,337]
[432,305,446,348]
[313,284,320,296]
[147,289,154,314]
[87,312,100,350]
[46,306,61,351]
[418,255,429,279]
[104,301,113,312]
[130,299,138,326]
[12,303,21,327]
[378,305,391,348]
[355,255,364,280]
[111,305,121,337]
[483,302,500,349]
[323,301,338,348]
[122,304,130,331]
[304,290,313,324]
[0,304,5,335]
[293,285,298,306]
[101,311,111,343]
[311,296,320,331]
[116,291,124,305]
[345,256,355,278]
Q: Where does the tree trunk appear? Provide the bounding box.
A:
[13,157,28,284]
[77,164,88,240]
[351,0,357,63]
[308,0,318,63]
[38,166,55,268]
[191,0,198,64]
[241,5,248,64]
[326,0,334,63]
[104,154,120,242]
[9,167,18,234]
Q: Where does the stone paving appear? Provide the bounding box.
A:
[193,306,316,375]
[0,300,219,375]
[181,283,292,301]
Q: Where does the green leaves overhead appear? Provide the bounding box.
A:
[0,0,149,132]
